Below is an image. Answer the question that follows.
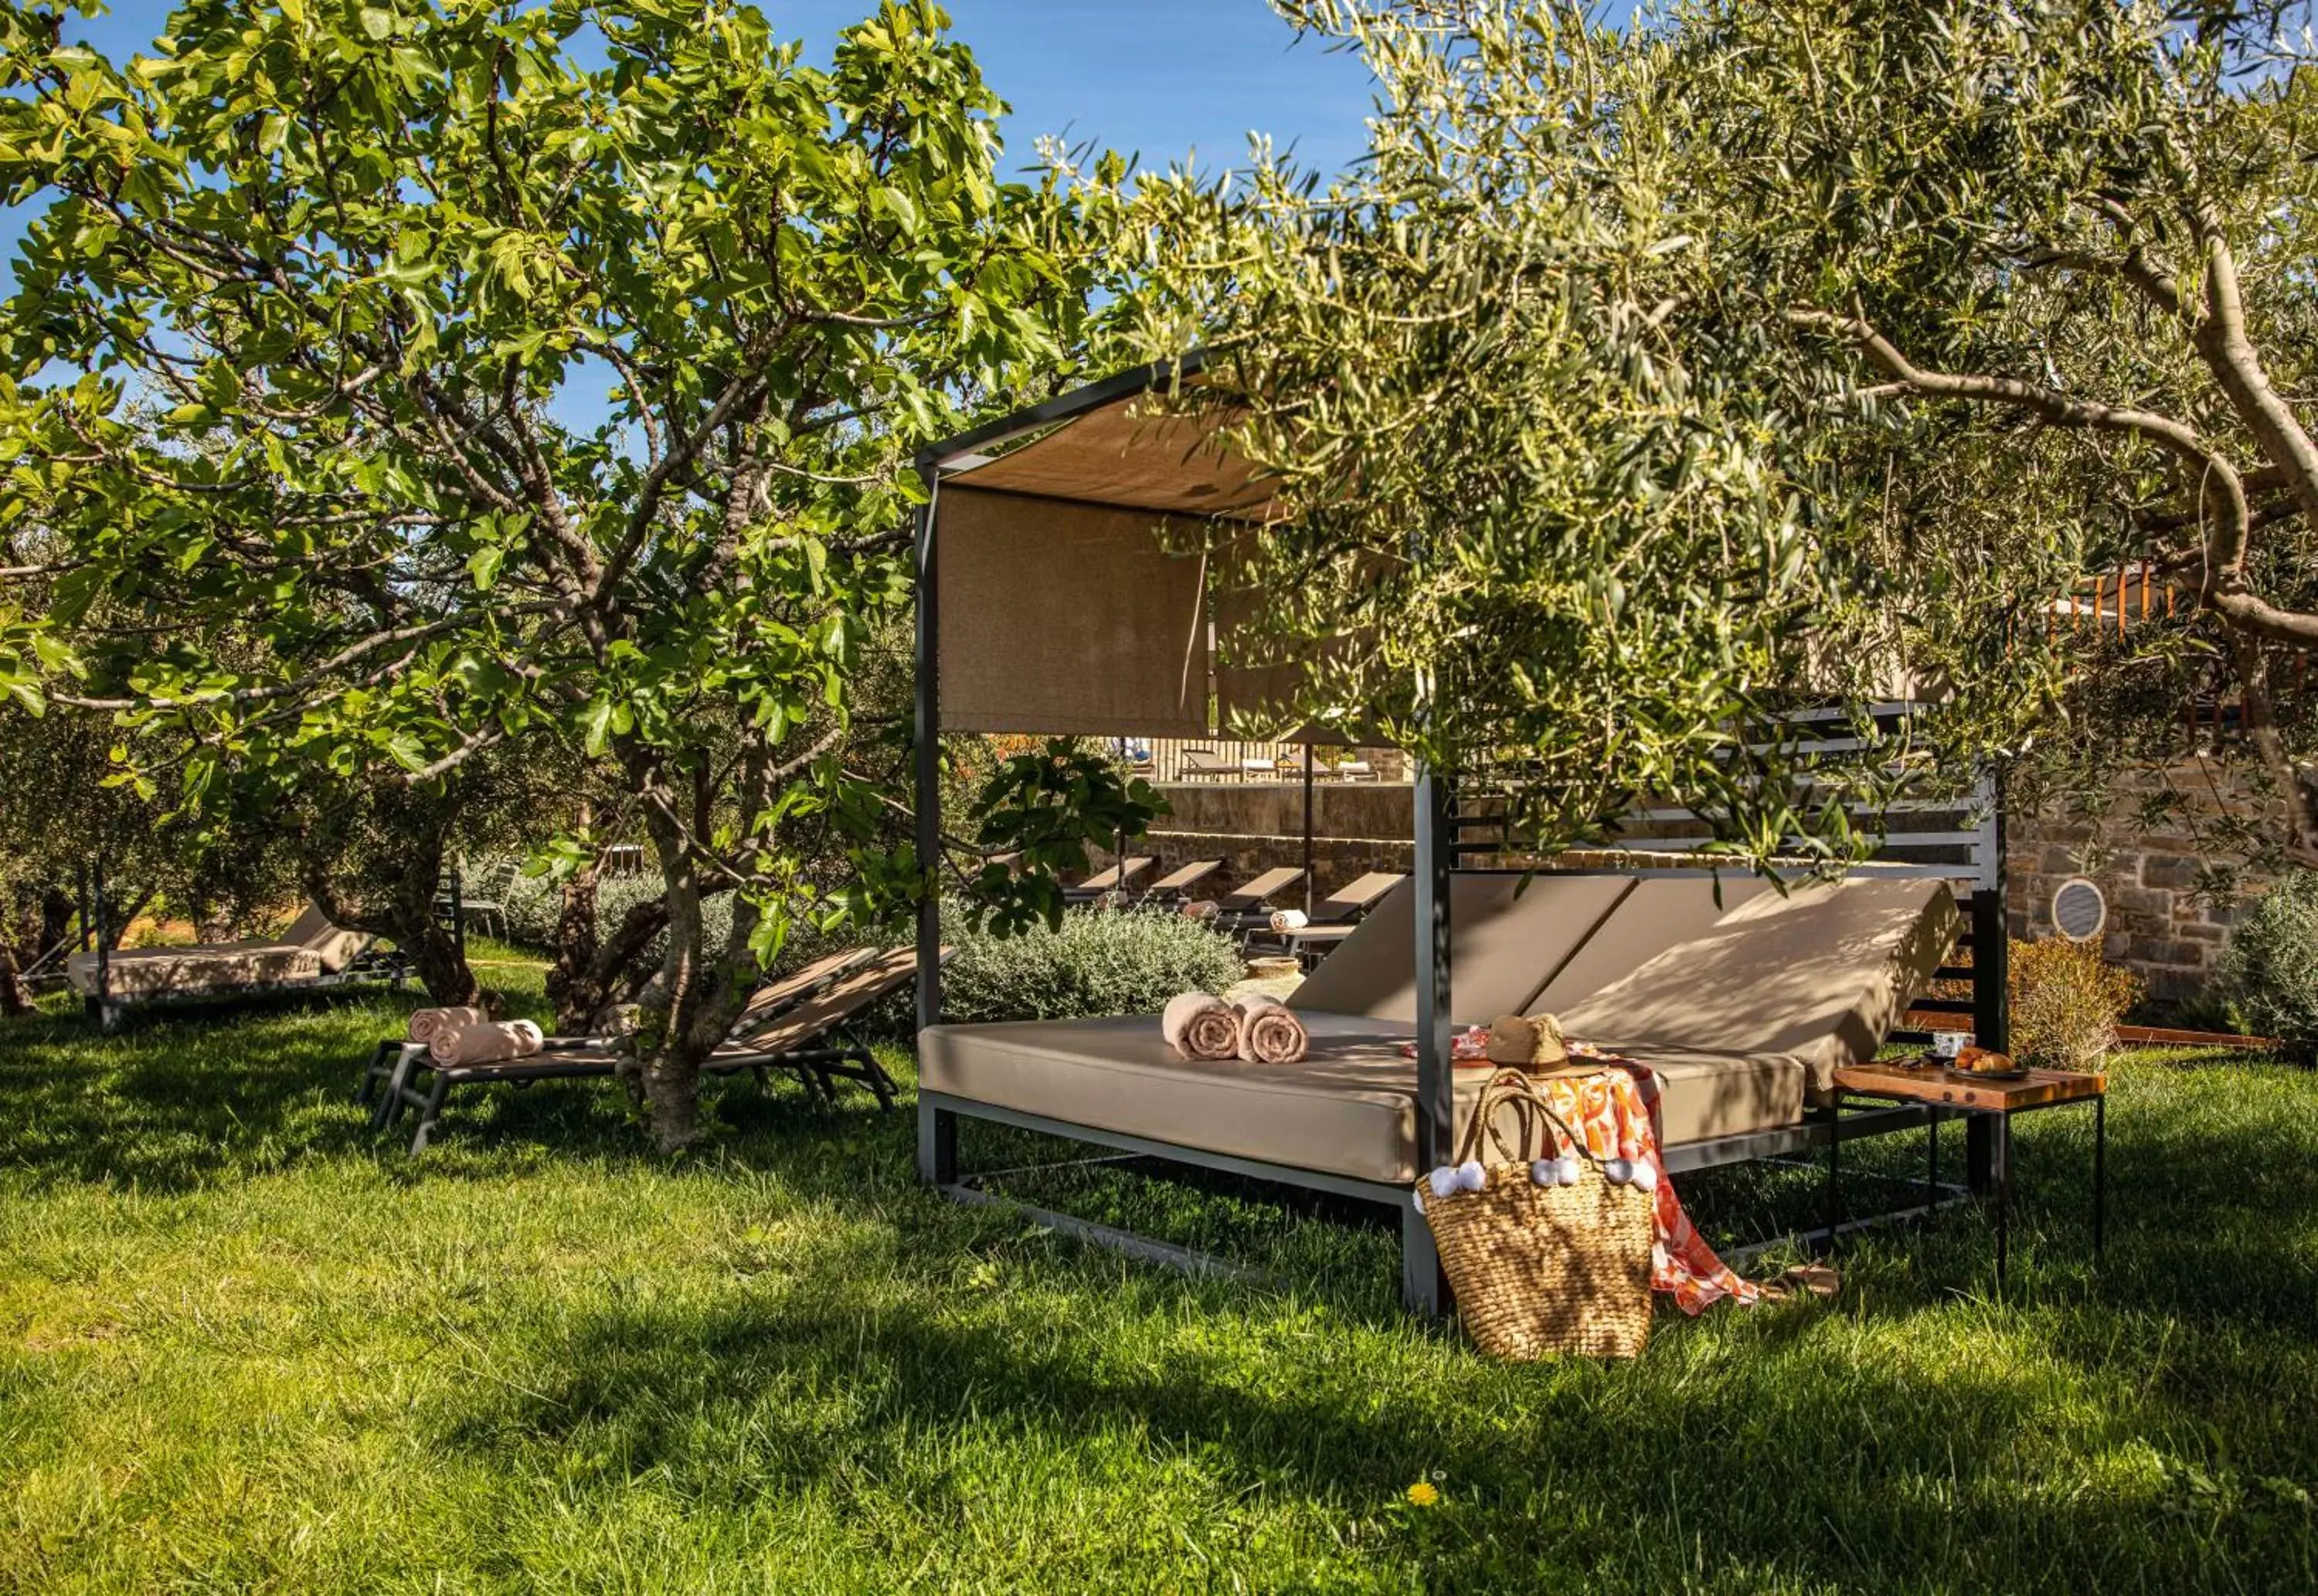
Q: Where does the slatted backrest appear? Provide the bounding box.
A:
[730,947,878,1037]
[1219,866,1303,908]
[743,947,936,1054]
[1079,857,1156,892]
[1450,703,2006,1049]
[1319,871,1406,920]
[1146,858,1222,895]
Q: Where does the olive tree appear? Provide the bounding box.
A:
[0,0,1109,1146]
[1089,2,1921,864]
[1100,0,2318,874]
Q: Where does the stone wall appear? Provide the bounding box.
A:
[2006,757,2267,1009]
[1089,782,1416,905]
[1098,762,2265,1010]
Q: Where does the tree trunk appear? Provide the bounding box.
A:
[0,944,28,1019]
[546,855,600,1031]
[633,803,758,1152]
[403,916,481,1007]
[39,888,73,956]
[304,830,478,1007]
[551,892,668,1036]
[0,895,32,1017]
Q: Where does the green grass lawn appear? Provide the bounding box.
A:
[3,954,2314,1593]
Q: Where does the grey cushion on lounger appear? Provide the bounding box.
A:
[919,1012,1809,1184]
[1555,875,1959,1092]
[1291,873,1635,1026]
[65,944,325,1000]
[1527,874,1772,1010]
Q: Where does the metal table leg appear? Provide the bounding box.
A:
[1823,1099,1842,1255]
[1993,1112,2011,1289]
[1926,1107,1938,1212]
[2093,1095,2106,1257]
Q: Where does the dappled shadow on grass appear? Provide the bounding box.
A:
[0,972,566,1192]
[430,1223,2307,1589]
[401,1051,2318,1588]
[4,998,2317,1587]
[0,997,423,1191]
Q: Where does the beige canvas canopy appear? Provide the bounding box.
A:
[923,367,1303,738]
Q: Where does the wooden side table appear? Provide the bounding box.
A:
[1829,1061,2107,1286]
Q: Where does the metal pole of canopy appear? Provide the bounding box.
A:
[914,468,957,1188]
[1301,742,1316,916]
[913,471,943,1034]
[1412,766,1455,1170]
[1407,762,1456,1315]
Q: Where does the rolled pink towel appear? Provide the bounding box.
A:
[1234,993,1310,1065]
[430,1019,544,1067]
[1161,992,1242,1061]
[406,1005,488,1045]
[1180,899,1219,919]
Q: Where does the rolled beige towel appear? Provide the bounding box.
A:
[430,1019,545,1067]
[1161,992,1242,1061]
[1180,898,1220,919]
[1269,908,1310,932]
[406,1005,487,1045]
[1235,993,1310,1065]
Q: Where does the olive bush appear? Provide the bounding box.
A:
[2217,872,2318,1044]
[933,903,1245,1024]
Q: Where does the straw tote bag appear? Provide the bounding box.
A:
[1416,1068,1655,1360]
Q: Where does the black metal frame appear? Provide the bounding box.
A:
[359,1031,899,1154]
[909,360,2014,1316]
[1829,1083,2105,1288]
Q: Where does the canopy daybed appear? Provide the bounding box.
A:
[908,357,2010,1313]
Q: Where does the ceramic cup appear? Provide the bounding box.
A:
[1931,1031,1972,1059]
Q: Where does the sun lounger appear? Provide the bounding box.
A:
[1209,865,1304,920]
[1063,857,1154,902]
[69,902,378,1031]
[921,874,1956,1184]
[1175,749,1235,781]
[1240,871,1407,960]
[1290,873,1639,1024]
[372,947,928,1153]
[354,946,876,1117]
[1138,858,1222,903]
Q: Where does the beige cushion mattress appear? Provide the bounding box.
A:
[919,1011,1803,1186]
[1556,876,1958,1092]
[67,944,325,1000]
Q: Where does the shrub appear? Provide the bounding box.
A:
[933,902,1245,1024]
[467,852,730,966]
[2217,871,2318,1042]
[2009,937,2140,1069]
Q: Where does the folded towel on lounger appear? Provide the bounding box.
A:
[1161,992,1241,1061]
[1235,993,1310,1065]
[1180,899,1219,919]
[430,1019,545,1067]
[407,1006,488,1045]
[1268,908,1310,932]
